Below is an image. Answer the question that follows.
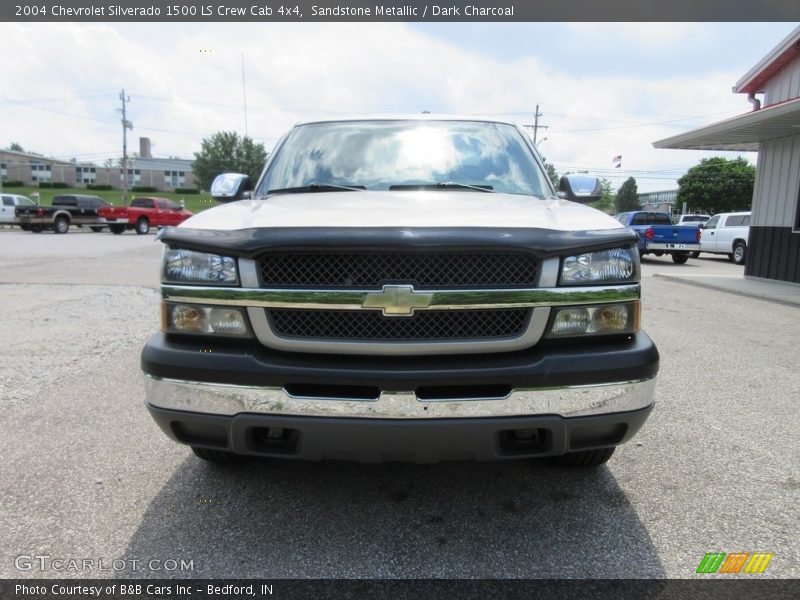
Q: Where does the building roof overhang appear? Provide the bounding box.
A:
[652,97,800,151]
[734,25,800,95]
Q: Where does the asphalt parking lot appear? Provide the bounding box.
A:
[0,228,797,579]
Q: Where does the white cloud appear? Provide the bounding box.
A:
[0,22,777,192]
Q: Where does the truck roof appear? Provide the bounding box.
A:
[292,114,519,127]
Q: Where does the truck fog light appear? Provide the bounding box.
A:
[208,308,248,336]
[164,303,251,337]
[550,307,590,336]
[547,302,638,338]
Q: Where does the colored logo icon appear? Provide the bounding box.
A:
[696,552,773,574]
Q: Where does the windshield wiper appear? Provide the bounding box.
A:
[266,183,366,195]
[389,182,495,193]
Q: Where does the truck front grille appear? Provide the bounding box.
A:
[267,308,531,341]
[258,252,538,289]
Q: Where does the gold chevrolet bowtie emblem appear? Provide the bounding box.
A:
[362,285,434,317]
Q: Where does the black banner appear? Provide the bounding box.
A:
[3,0,800,22]
[1,579,799,600]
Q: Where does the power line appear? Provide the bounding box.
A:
[1,98,115,125]
[2,90,746,136]
[0,92,117,104]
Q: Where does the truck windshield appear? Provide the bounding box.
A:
[257,120,551,198]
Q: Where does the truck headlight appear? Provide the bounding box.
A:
[546,302,639,338]
[560,247,637,285]
[163,303,251,337]
[163,248,238,285]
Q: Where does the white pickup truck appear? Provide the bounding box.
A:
[698,212,751,265]
[675,214,710,227]
[142,116,659,468]
[0,193,36,226]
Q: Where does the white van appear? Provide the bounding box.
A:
[698,211,751,265]
[0,193,36,226]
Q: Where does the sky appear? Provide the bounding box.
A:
[1,21,797,193]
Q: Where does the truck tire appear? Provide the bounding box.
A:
[110,224,126,235]
[135,218,150,235]
[732,241,746,265]
[191,446,241,464]
[53,217,70,234]
[90,226,104,233]
[555,447,615,467]
[671,253,689,264]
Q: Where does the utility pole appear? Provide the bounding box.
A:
[523,104,548,145]
[118,89,133,204]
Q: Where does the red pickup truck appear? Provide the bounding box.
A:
[98,196,194,234]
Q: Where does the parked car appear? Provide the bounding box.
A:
[142,116,659,468]
[15,194,111,233]
[1,193,36,227]
[675,213,711,227]
[698,211,751,265]
[98,196,194,234]
[615,211,701,264]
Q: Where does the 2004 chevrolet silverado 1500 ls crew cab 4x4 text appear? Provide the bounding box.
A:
[142,117,659,467]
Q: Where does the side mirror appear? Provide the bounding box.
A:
[210,173,252,203]
[557,174,602,204]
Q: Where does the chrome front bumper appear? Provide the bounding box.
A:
[144,374,656,420]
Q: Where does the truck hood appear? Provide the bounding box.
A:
[180,190,622,232]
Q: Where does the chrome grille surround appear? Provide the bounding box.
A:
[250,252,558,356]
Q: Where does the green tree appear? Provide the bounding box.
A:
[676,157,754,214]
[9,142,23,152]
[615,177,640,213]
[589,178,615,213]
[192,131,268,191]
[540,156,559,189]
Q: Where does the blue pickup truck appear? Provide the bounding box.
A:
[615,211,701,264]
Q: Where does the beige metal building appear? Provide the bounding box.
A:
[655,26,800,284]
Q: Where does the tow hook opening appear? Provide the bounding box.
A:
[497,428,551,456]
[247,426,301,455]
